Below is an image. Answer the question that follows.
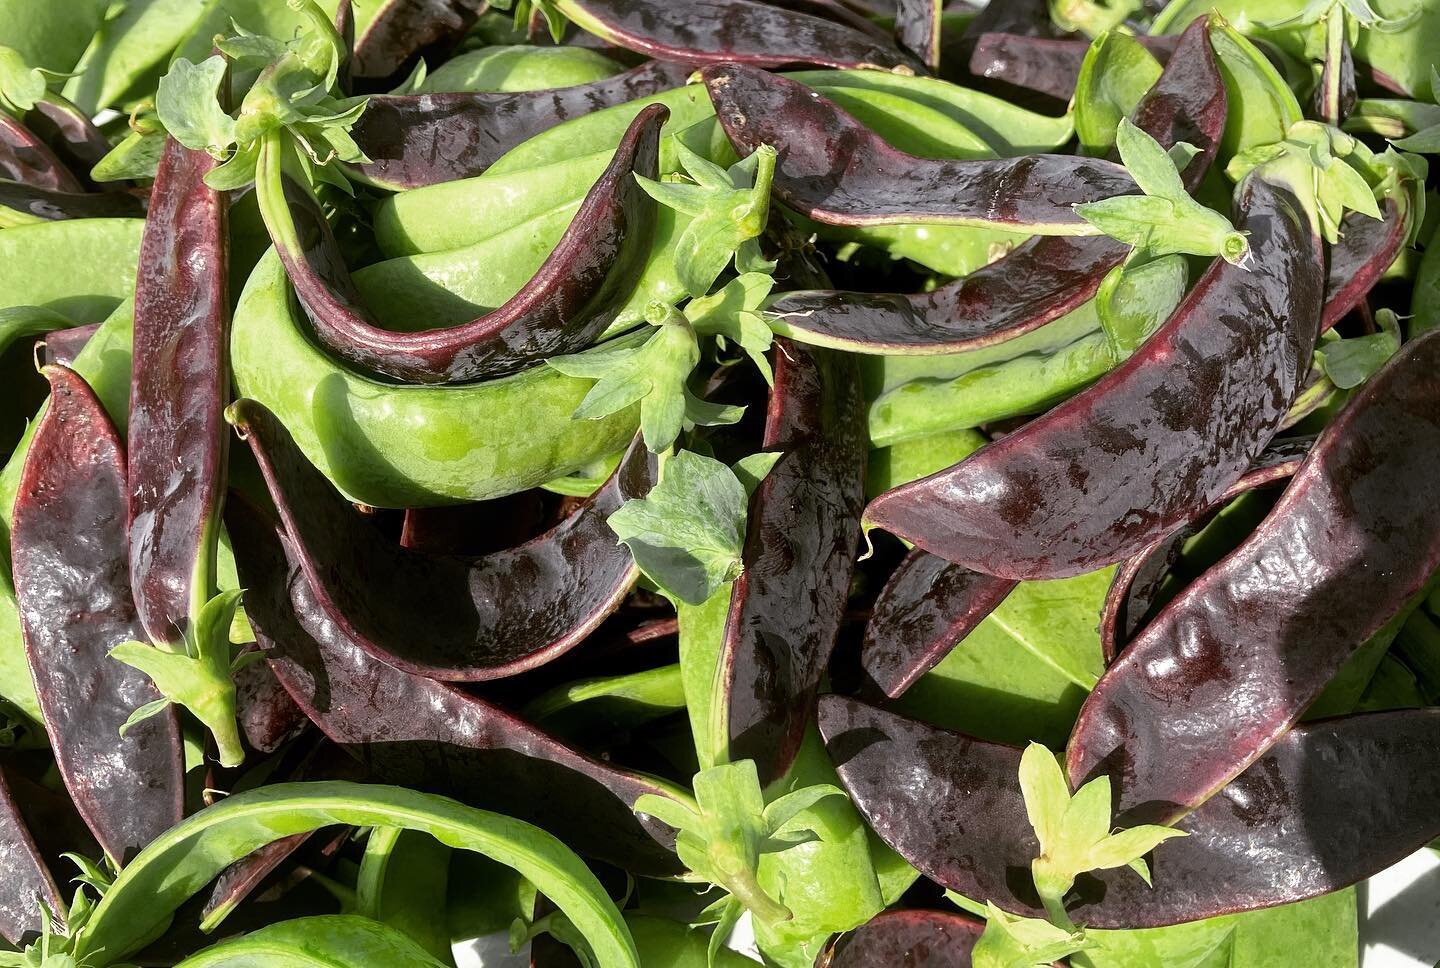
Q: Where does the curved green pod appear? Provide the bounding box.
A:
[230,250,640,507]
[0,218,144,321]
[174,915,446,967]
[420,44,624,93]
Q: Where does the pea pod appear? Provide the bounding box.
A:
[227,498,681,875]
[703,64,1135,233]
[0,766,63,946]
[230,398,654,681]
[12,365,185,865]
[1074,31,1164,155]
[826,909,988,966]
[894,0,941,70]
[820,695,1440,929]
[766,21,1222,356]
[1068,329,1440,824]
[174,915,447,967]
[0,113,80,191]
[1207,19,1302,161]
[0,0,110,78]
[229,250,640,507]
[59,0,209,114]
[70,781,640,967]
[349,0,484,81]
[864,175,1325,581]
[968,32,1178,101]
[0,180,145,225]
[24,96,112,185]
[552,0,918,70]
[0,218,143,322]
[350,61,691,190]
[419,45,624,94]
[356,829,452,961]
[1324,199,1411,331]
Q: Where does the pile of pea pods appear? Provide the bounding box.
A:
[0,0,1438,965]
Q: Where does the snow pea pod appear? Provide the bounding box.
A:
[419,45,624,93]
[820,696,1440,928]
[261,104,664,384]
[128,138,229,647]
[1207,19,1302,161]
[174,915,447,967]
[231,398,654,681]
[24,96,111,186]
[866,255,1189,447]
[1324,199,1411,331]
[0,766,63,947]
[71,781,641,967]
[356,829,452,961]
[0,113,80,191]
[227,499,681,875]
[968,32,1178,101]
[0,0,110,77]
[1068,329,1440,824]
[826,909,989,966]
[553,0,918,70]
[0,218,143,322]
[350,61,690,190]
[229,250,640,507]
[12,365,184,865]
[0,180,145,224]
[703,64,1135,232]
[59,0,208,114]
[349,0,484,81]
[864,175,1324,580]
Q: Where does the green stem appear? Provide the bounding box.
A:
[1323,12,1344,125]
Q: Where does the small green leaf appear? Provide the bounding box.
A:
[1084,824,1190,872]
[1314,308,1402,388]
[608,450,750,605]
[0,45,52,113]
[761,784,846,834]
[1114,119,1188,203]
[92,129,167,182]
[204,138,262,190]
[155,56,237,158]
[973,903,1088,968]
[117,698,172,737]
[1018,742,1071,856]
[731,451,782,498]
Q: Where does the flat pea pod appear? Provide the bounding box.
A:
[231,250,640,507]
[420,44,624,93]
[787,69,1075,155]
[0,0,110,73]
[174,915,446,967]
[524,664,687,729]
[0,218,144,321]
[867,257,1188,447]
[1207,20,1302,162]
[0,298,134,726]
[818,87,995,160]
[867,429,989,499]
[60,0,208,114]
[1355,0,1440,98]
[72,782,640,967]
[1074,30,1164,154]
[356,828,453,961]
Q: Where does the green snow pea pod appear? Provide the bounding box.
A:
[420,44,625,93]
[787,69,1075,155]
[1355,0,1440,99]
[1207,19,1303,163]
[230,250,641,507]
[867,428,989,498]
[1074,30,1164,155]
[0,217,143,321]
[819,87,996,160]
[535,914,757,967]
[357,828,453,961]
[174,915,447,968]
[0,0,110,75]
[60,0,210,115]
[71,782,639,967]
[867,256,1188,447]
[524,664,687,731]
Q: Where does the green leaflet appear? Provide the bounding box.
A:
[972,903,1088,968]
[357,828,454,962]
[174,915,446,967]
[71,782,638,967]
[1051,0,1144,36]
[1315,309,1402,388]
[156,55,238,158]
[1074,31,1164,155]
[524,664,687,731]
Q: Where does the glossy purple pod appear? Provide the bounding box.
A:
[720,338,866,784]
[199,832,313,929]
[230,398,654,681]
[269,104,664,384]
[895,0,942,70]
[351,0,486,81]
[226,497,681,875]
[558,0,918,70]
[768,0,896,42]
[0,768,64,947]
[863,175,1325,581]
[702,64,1135,231]
[1311,34,1356,123]
[969,33,1179,100]
[1069,329,1440,824]
[767,19,1224,354]
[0,113,81,191]
[862,551,1017,699]
[350,61,690,190]
[12,366,185,865]
[128,137,230,647]
[1323,199,1408,331]
[1098,435,1313,663]
[41,322,100,366]
[234,658,308,754]
[827,909,1006,967]
[820,695,1440,928]
[0,180,144,220]
[25,98,113,185]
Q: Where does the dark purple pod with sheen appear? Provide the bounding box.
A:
[862,551,1016,699]
[234,658,309,754]
[351,0,486,81]
[702,63,1135,232]
[968,33,1179,100]
[0,114,81,191]
[767,19,1223,354]
[128,137,229,647]
[719,338,865,784]
[199,833,313,930]
[820,695,1440,928]
[41,322,100,366]
[1323,199,1409,331]
[267,104,664,384]
[558,0,918,70]
[827,909,1003,967]
[0,180,144,220]
[863,175,1325,581]
[12,365,185,865]
[350,61,690,190]
[230,399,654,681]
[895,0,942,70]
[1068,329,1440,824]
[0,768,64,947]
[1098,435,1313,663]
[226,497,681,874]
[25,98,113,184]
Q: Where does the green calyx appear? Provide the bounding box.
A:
[1075,119,1250,265]
[110,589,251,768]
[636,143,778,298]
[633,761,845,939]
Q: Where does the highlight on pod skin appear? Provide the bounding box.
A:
[0,1,1438,966]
